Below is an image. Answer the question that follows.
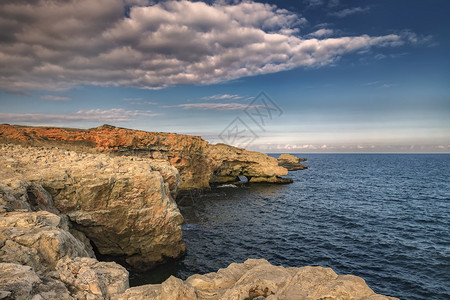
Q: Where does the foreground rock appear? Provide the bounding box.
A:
[277,154,308,171]
[0,144,184,269]
[0,124,289,189]
[116,259,398,300]
[0,211,129,299]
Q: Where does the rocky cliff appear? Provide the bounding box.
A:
[0,124,290,270]
[1,144,184,270]
[0,128,399,299]
[0,124,289,189]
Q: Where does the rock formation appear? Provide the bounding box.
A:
[209,144,292,184]
[0,205,129,299]
[277,154,308,171]
[116,259,398,300]
[0,127,399,299]
[0,124,289,189]
[0,144,184,270]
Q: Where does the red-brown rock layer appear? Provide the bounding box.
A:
[0,124,289,189]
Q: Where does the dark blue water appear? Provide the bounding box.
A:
[130,154,450,300]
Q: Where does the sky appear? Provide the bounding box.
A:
[0,0,449,153]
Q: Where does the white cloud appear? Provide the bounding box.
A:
[41,95,71,101]
[329,6,370,18]
[163,102,260,110]
[308,29,334,38]
[0,108,161,124]
[201,94,244,100]
[0,0,414,92]
[123,97,157,105]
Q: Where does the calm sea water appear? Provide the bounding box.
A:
[130,154,450,300]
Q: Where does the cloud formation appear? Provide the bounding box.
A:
[162,102,255,110]
[0,108,161,124]
[308,29,334,38]
[0,0,409,92]
[329,6,370,18]
[201,94,244,100]
[41,95,71,101]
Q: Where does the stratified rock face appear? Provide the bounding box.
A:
[0,144,185,269]
[0,124,289,189]
[115,259,399,300]
[277,153,308,171]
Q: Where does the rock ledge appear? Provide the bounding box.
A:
[116,259,398,300]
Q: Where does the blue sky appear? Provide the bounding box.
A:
[0,0,449,153]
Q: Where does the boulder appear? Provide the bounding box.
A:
[0,263,41,300]
[56,257,129,299]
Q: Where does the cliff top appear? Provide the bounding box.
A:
[0,123,206,151]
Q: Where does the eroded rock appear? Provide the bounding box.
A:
[0,210,130,299]
[116,259,398,300]
[0,124,291,189]
[277,154,308,171]
[56,257,129,299]
[0,144,185,269]
[208,144,289,184]
[0,211,91,271]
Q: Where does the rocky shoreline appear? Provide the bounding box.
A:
[277,154,308,171]
[0,124,289,189]
[0,125,397,299]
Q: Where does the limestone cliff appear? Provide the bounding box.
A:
[0,144,184,270]
[0,124,289,189]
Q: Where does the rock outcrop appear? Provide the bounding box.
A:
[0,144,184,270]
[209,144,291,184]
[277,154,308,171]
[0,211,129,299]
[0,124,289,189]
[116,259,398,300]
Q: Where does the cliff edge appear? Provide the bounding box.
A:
[0,124,289,189]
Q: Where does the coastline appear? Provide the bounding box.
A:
[0,124,397,299]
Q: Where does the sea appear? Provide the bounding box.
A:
[129,154,450,300]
